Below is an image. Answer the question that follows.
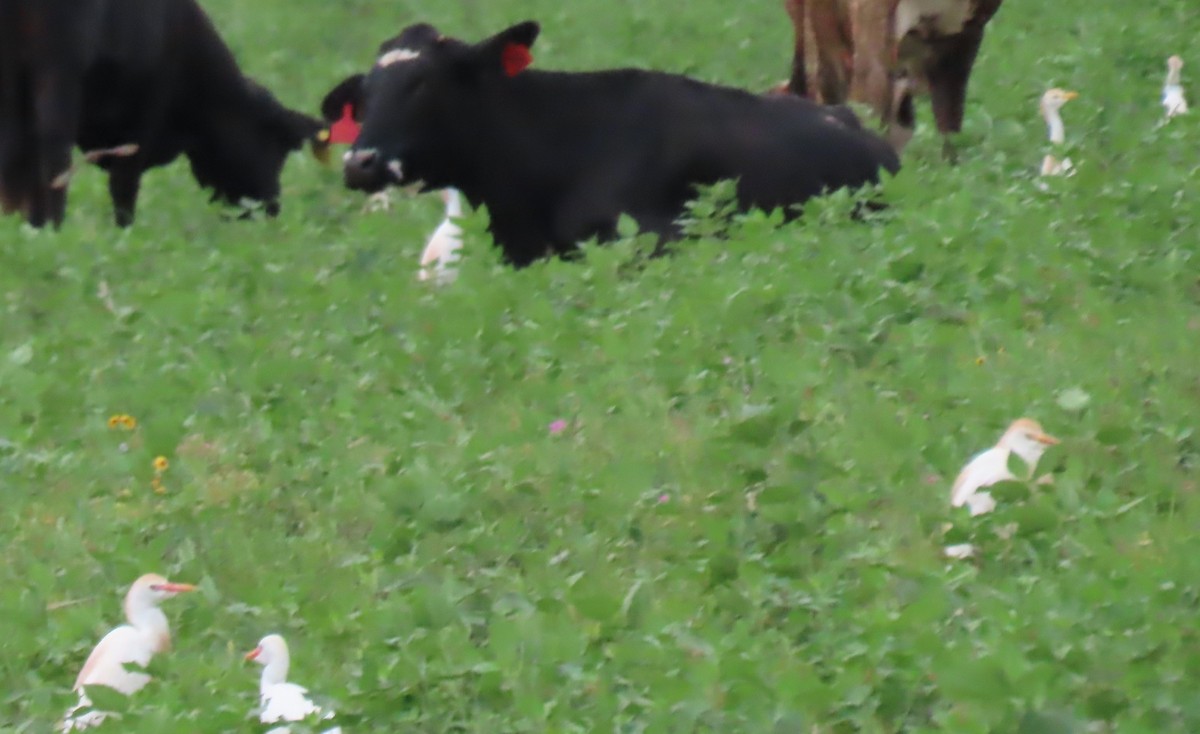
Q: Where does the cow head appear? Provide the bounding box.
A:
[187,79,328,215]
[323,21,539,193]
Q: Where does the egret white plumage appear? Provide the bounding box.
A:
[60,574,196,731]
[944,418,1059,559]
[950,417,1060,514]
[418,188,464,285]
[246,634,341,734]
[1039,88,1078,176]
[1163,55,1188,119]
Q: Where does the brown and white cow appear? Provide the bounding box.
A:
[783,0,1004,158]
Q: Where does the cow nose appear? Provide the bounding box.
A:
[343,148,385,190]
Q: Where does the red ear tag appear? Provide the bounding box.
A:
[501,43,533,77]
[329,103,361,144]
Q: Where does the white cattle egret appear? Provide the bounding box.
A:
[950,417,1060,514]
[942,542,977,560]
[60,574,196,731]
[1163,55,1189,119]
[944,418,1059,560]
[417,188,464,285]
[246,634,341,734]
[1039,88,1078,176]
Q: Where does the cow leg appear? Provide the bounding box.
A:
[926,29,987,162]
[0,145,34,219]
[848,0,900,128]
[885,72,915,155]
[784,0,807,96]
[809,0,852,104]
[106,164,143,227]
[30,68,81,228]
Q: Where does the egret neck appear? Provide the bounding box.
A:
[444,188,463,219]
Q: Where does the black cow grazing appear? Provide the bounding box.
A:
[321,21,900,268]
[0,0,328,228]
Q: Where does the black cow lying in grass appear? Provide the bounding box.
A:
[0,0,328,228]
[321,20,900,267]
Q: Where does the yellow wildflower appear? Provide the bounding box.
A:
[974,356,986,366]
[153,456,169,472]
[108,415,122,429]
[121,415,137,430]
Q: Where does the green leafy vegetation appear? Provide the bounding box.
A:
[2,0,1198,731]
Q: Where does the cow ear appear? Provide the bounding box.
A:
[271,107,330,157]
[320,74,365,123]
[244,79,329,159]
[474,21,539,77]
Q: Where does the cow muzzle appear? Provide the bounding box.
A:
[342,148,402,192]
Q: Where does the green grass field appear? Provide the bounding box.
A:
[3,0,1199,731]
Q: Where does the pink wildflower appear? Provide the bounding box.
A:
[549,419,568,435]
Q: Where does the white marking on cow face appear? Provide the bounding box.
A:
[345,148,378,166]
[377,48,421,68]
[387,159,403,181]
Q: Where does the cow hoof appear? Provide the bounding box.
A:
[941,138,959,164]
